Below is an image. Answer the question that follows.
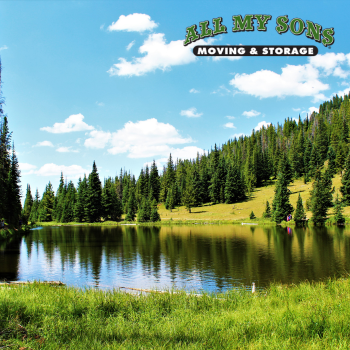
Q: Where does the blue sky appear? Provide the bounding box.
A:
[1,0,349,198]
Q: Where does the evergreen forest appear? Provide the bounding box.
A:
[2,57,350,226]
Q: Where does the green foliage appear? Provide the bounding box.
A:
[340,150,350,205]
[262,201,271,218]
[249,210,256,219]
[272,171,293,224]
[86,161,103,222]
[22,184,33,224]
[125,190,137,221]
[38,182,55,222]
[310,169,334,225]
[333,193,345,225]
[102,177,122,221]
[294,194,306,225]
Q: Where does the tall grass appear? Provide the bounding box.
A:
[1,278,350,349]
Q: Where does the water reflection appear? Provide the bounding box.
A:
[0,225,350,292]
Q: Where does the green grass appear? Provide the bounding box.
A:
[1,279,350,349]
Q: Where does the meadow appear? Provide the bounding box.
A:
[1,278,350,349]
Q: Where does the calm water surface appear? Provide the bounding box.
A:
[1,225,350,292]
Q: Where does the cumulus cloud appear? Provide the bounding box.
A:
[189,88,199,93]
[20,163,89,177]
[41,114,94,133]
[105,118,193,158]
[229,64,329,101]
[212,56,242,62]
[84,130,112,149]
[33,141,54,147]
[108,13,158,32]
[309,53,350,77]
[255,121,271,131]
[19,163,37,173]
[35,164,90,177]
[224,122,236,129]
[180,107,202,118]
[302,107,318,115]
[243,110,260,118]
[56,147,79,153]
[107,33,196,76]
[126,40,135,51]
[231,133,245,139]
[154,146,206,164]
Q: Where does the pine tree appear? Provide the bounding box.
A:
[150,199,161,222]
[22,184,33,224]
[327,146,337,176]
[74,176,86,222]
[29,189,40,223]
[149,160,160,202]
[6,144,22,226]
[54,172,66,222]
[102,177,122,221]
[340,150,350,205]
[225,164,245,204]
[262,201,271,218]
[310,169,334,225]
[249,211,256,219]
[137,198,151,222]
[183,181,196,213]
[125,190,137,221]
[86,161,103,222]
[272,170,293,223]
[333,193,345,225]
[294,194,306,225]
[61,181,76,223]
[38,182,55,222]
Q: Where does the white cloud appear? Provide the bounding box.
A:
[33,141,54,147]
[254,121,271,131]
[154,146,206,164]
[35,163,90,178]
[180,107,202,118]
[329,86,350,100]
[302,107,318,115]
[211,85,231,95]
[243,110,260,118]
[56,147,78,153]
[229,64,329,101]
[226,116,235,120]
[108,13,158,32]
[189,88,199,93]
[126,40,135,51]
[107,33,196,77]
[19,163,37,173]
[106,118,193,158]
[0,45,8,51]
[292,108,301,112]
[41,114,94,133]
[224,122,236,129]
[231,133,245,139]
[84,130,112,149]
[309,53,350,77]
[76,138,81,144]
[213,56,242,62]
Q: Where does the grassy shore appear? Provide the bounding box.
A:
[1,278,350,349]
[0,226,31,242]
[36,173,350,227]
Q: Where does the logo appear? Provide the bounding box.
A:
[184,15,334,57]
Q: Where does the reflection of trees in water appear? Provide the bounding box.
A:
[17,225,350,289]
[0,236,21,281]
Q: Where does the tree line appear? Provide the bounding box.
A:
[3,53,350,225]
[0,60,22,227]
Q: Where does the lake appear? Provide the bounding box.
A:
[1,225,349,292]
